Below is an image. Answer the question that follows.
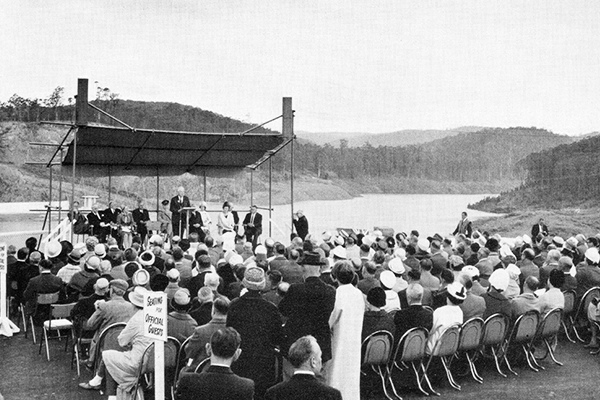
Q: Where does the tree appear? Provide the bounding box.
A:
[45,86,64,120]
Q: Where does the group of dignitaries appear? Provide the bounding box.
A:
[8,214,600,400]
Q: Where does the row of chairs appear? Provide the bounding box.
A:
[361,307,564,399]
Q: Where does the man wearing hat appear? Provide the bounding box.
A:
[362,287,395,341]
[427,282,466,353]
[379,270,401,313]
[57,249,83,284]
[45,240,65,274]
[279,251,336,381]
[138,251,160,280]
[79,279,137,390]
[168,289,198,342]
[482,269,512,320]
[69,256,101,297]
[71,277,110,330]
[387,258,408,292]
[576,247,600,298]
[165,268,182,301]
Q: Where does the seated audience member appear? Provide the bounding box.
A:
[176,327,254,400]
[539,269,565,316]
[510,276,541,320]
[398,269,432,308]
[362,287,396,341]
[168,289,198,342]
[504,263,521,300]
[388,258,408,293]
[22,259,65,325]
[431,269,454,309]
[559,256,577,292]
[70,278,110,338]
[457,273,486,321]
[539,249,561,288]
[57,249,83,284]
[518,248,540,287]
[357,261,381,295]
[419,259,440,291]
[576,248,600,298]
[70,256,101,297]
[482,268,512,320]
[165,268,182,300]
[461,265,486,296]
[393,283,433,343]
[379,271,401,313]
[190,287,215,326]
[185,297,230,369]
[427,282,466,353]
[265,335,342,400]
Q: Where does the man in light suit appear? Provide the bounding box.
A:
[265,335,341,400]
[171,186,191,238]
[176,327,254,400]
[243,205,263,249]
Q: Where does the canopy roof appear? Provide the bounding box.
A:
[61,125,285,175]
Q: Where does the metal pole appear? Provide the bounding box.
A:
[70,128,77,244]
[48,166,53,233]
[269,158,272,237]
[282,97,294,237]
[290,138,294,237]
[203,171,207,201]
[59,148,63,221]
[250,170,254,206]
[156,166,160,216]
[108,165,112,203]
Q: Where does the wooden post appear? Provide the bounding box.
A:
[250,170,254,206]
[269,158,272,237]
[48,166,53,233]
[156,166,160,216]
[282,98,293,237]
[75,78,89,126]
[203,171,207,201]
[59,148,63,221]
[108,166,112,203]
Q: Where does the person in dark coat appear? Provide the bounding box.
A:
[393,283,433,344]
[362,287,395,341]
[176,327,254,400]
[531,218,549,240]
[278,252,336,380]
[102,202,121,242]
[170,186,191,238]
[292,211,309,240]
[243,205,263,249]
[22,259,65,324]
[87,204,107,242]
[227,267,282,399]
[265,335,341,400]
[132,200,150,245]
[8,247,38,309]
[482,269,512,320]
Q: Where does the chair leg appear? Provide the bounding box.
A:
[20,306,27,335]
[561,320,576,343]
[386,365,403,400]
[466,352,483,383]
[502,346,518,376]
[490,346,507,378]
[521,344,539,372]
[440,356,461,391]
[373,365,394,400]
[421,357,440,396]
[572,316,585,343]
[30,317,36,344]
[410,361,430,396]
[545,338,563,366]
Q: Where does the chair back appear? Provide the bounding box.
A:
[50,303,76,319]
[511,310,540,343]
[431,325,460,357]
[175,336,193,382]
[194,357,211,373]
[576,287,600,321]
[37,292,60,305]
[537,308,563,339]
[166,336,181,368]
[94,322,127,371]
[394,327,428,363]
[361,330,394,367]
[562,290,576,315]
[481,313,509,346]
[422,306,434,314]
[458,317,484,351]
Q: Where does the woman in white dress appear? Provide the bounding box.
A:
[117,205,134,249]
[217,201,235,235]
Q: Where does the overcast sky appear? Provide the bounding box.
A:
[2,0,599,135]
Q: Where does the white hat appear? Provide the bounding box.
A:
[74,242,86,252]
[229,254,244,266]
[332,246,347,259]
[255,245,267,255]
[461,265,479,279]
[149,234,163,246]
[394,248,406,261]
[372,230,383,238]
[172,235,181,243]
[362,236,374,247]
[95,277,109,290]
[322,231,332,242]
[553,236,565,247]
[204,273,220,289]
[379,270,396,290]
[489,268,510,292]
[167,268,180,280]
[499,245,514,259]
[46,241,62,258]
[522,234,532,245]
[94,244,107,258]
[334,236,345,246]
[388,258,405,275]
[132,269,150,286]
[139,251,155,267]
[585,248,600,264]
[128,286,147,308]
[85,256,101,271]
[506,263,521,280]
[447,282,467,301]
[417,238,430,253]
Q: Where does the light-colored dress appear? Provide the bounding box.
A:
[427,305,463,354]
[103,310,153,394]
[327,283,365,400]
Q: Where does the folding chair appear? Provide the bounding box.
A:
[132,343,155,400]
[532,308,564,368]
[561,290,576,343]
[479,313,509,377]
[361,330,395,400]
[71,327,95,376]
[389,327,432,398]
[194,357,211,373]
[26,292,60,344]
[572,287,600,342]
[39,301,76,361]
[91,322,127,376]
[503,310,540,375]
[423,324,461,394]
[455,317,484,383]
[172,336,193,399]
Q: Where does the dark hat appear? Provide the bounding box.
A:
[161,199,169,206]
[427,233,444,243]
[68,249,81,264]
[299,251,326,266]
[367,287,386,308]
[485,238,500,252]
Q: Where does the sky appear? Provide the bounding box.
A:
[1,0,599,135]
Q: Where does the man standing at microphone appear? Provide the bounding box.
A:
[170,186,191,238]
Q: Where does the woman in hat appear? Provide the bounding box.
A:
[217,201,235,235]
[102,286,153,400]
[426,281,466,353]
[117,205,135,250]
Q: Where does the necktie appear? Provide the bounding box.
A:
[250,213,255,224]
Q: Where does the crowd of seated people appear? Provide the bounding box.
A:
[6,220,600,400]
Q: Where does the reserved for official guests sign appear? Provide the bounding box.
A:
[144,291,167,341]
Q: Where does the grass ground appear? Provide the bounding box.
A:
[2,324,600,400]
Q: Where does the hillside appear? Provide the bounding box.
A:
[470,134,600,213]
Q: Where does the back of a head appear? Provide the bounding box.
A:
[523,248,535,261]
[440,268,454,284]
[524,276,539,292]
[172,247,184,261]
[40,259,53,270]
[165,257,176,271]
[547,249,561,262]
[125,262,140,279]
[406,283,424,305]
[204,236,214,248]
[29,251,42,265]
[213,297,230,316]
[335,261,355,284]
[124,248,138,262]
[268,270,283,285]
[275,243,286,255]
[288,335,317,369]
[420,258,432,271]
[549,268,565,288]
[210,327,241,359]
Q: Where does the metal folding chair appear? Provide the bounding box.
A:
[572,287,600,342]
[532,308,564,368]
[132,343,155,400]
[27,292,60,344]
[455,317,484,383]
[92,322,127,376]
[479,313,510,377]
[560,290,576,343]
[194,357,211,373]
[389,327,432,398]
[423,324,461,394]
[39,301,76,361]
[503,310,540,375]
[361,330,395,400]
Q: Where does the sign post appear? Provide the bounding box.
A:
[0,242,20,337]
[144,291,167,400]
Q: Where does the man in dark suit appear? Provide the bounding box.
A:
[132,200,150,244]
[87,203,106,242]
[292,210,309,240]
[265,335,341,400]
[22,259,65,324]
[393,283,433,345]
[531,217,549,240]
[102,201,121,242]
[243,205,263,249]
[176,327,254,400]
[170,186,191,238]
[279,252,335,379]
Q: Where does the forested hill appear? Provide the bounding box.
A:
[286,127,575,183]
[470,134,600,212]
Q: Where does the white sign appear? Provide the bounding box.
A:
[0,242,6,274]
[143,291,167,342]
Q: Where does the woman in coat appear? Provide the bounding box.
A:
[117,205,134,249]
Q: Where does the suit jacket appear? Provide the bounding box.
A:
[393,304,433,344]
[292,216,309,240]
[132,208,150,232]
[531,223,548,239]
[170,195,191,221]
[176,365,254,400]
[279,276,336,361]
[265,373,342,400]
[102,207,120,226]
[87,211,105,235]
[243,212,262,236]
[268,255,289,272]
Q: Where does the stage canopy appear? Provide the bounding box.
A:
[61,124,286,177]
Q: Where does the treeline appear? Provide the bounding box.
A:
[268,127,574,183]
